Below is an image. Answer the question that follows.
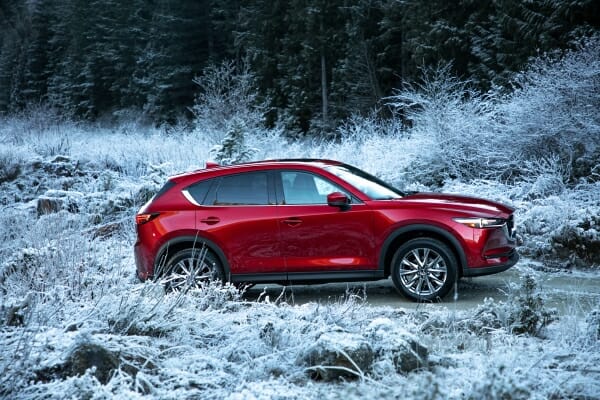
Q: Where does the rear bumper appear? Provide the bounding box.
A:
[462,249,519,277]
[134,240,152,281]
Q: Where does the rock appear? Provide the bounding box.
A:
[5,293,33,327]
[35,340,121,385]
[37,196,63,216]
[92,222,122,240]
[36,190,83,217]
[50,155,71,163]
[299,330,373,381]
[366,318,428,374]
[39,155,77,177]
[66,342,119,384]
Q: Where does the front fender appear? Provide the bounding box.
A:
[378,224,467,275]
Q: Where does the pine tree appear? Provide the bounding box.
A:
[21,0,54,105]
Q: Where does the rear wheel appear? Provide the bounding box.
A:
[160,248,224,293]
[391,238,457,302]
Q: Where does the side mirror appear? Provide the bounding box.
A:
[327,192,351,210]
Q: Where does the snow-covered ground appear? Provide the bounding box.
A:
[0,121,599,399]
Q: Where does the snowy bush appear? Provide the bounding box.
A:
[505,275,558,336]
[552,214,600,266]
[466,298,507,335]
[386,37,599,187]
[191,60,267,142]
[0,145,25,184]
[211,119,259,165]
[465,365,531,400]
[388,64,504,185]
[502,36,600,166]
[586,308,600,342]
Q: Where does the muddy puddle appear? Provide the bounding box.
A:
[244,259,600,315]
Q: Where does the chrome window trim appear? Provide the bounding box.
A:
[182,189,201,207]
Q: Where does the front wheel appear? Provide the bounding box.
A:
[391,238,457,302]
[159,247,224,293]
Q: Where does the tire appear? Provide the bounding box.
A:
[159,247,224,292]
[391,238,457,302]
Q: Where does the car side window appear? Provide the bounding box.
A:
[281,171,349,205]
[184,179,213,205]
[212,172,269,205]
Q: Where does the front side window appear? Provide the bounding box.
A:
[212,172,269,205]
[281,171,349,205]
[325,164,403,200]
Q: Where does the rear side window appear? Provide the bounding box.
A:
[211,172,269,205]
[184,179,213,205]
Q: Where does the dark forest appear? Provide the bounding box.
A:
[1,0,598,133]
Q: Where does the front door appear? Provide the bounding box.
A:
[277,171,377,273]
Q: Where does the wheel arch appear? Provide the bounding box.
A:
[155,235,231,279]
[379,224,467,277]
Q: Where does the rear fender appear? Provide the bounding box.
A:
[155,235,231,278]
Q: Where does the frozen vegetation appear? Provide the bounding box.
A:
[0,39,599,398]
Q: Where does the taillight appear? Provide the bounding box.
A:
[136,213,160,225]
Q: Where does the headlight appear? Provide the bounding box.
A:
[453,217,506,229]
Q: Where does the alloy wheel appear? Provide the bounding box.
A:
[397,247,448,296]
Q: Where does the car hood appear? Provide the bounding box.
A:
[395,192,514,217]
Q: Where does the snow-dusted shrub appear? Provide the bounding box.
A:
[365,317,428,375]
[0,247,44,295]
[466,298,507,335]
[387,37,599,187]
[106,283,173,337]
[461,277,557,337]
[299,330,374,381]
[586,308,600,342]
[388,64,503,185]
[0,103,74,145]
[191,60,267,142]
[466,365,531,400]
[505,275,558,336]
[0,145,25,184]
[210,119,258,165]
[525,173,565,200]
[552,214,600,266]
[501,35,600,176]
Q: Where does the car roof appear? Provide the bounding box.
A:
[170,159,344,181]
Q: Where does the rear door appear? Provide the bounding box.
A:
[277,170,377,273]
[190,171,284,275]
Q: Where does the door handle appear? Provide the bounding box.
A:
[200,216,220,225]
[283,217,302,227]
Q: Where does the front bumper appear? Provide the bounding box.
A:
[462,249,519,277]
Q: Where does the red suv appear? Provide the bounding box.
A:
[134,159,518,301]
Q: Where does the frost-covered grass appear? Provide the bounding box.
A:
[0,120,599,398]
[1,257,599,399]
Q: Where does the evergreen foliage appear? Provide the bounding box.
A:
[210,119,258,165]
[0,0,597,131]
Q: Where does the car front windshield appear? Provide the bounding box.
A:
[325,164,404,200]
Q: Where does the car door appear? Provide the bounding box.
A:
[193,171,284,276]
[277,170,377,274]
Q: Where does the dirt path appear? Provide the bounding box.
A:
[244,259,600,315]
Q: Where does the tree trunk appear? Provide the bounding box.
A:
[321,49,328,127]
[320,16,328,129]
